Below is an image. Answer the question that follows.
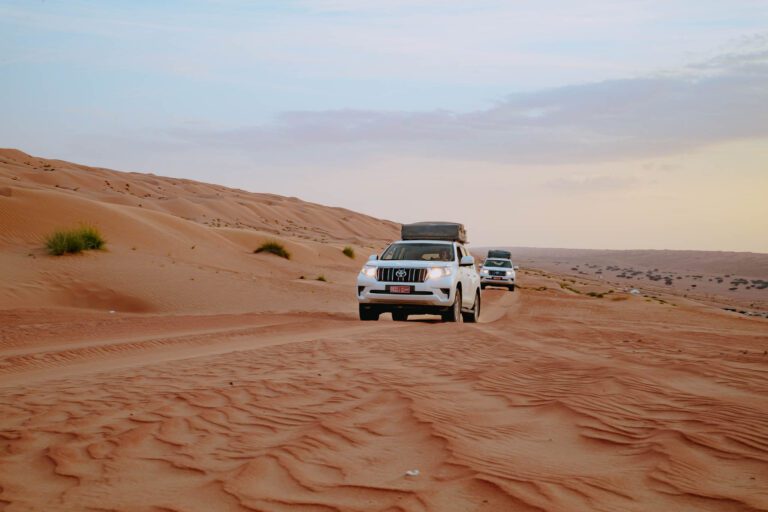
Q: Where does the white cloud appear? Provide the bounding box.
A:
[170,44,768,165]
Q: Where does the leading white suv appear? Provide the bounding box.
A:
[357,223,481,323]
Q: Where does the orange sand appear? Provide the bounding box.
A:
[1,150,766,511]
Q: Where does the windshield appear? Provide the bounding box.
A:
[484,259,512,268]
[381,243,455,262]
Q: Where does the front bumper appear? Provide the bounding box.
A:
[481,274,515,285]
[357,274,455,308]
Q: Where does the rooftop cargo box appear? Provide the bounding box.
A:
[401,222,467,243]
[487,249,512,259]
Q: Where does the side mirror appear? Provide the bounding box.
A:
[460,255,475,267]
[368,254,378,261]
[513,265,519,270]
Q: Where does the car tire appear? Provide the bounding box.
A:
[442,289,463,323]
[462,291,480,323]
[359,305,379,321]
[392,312,408,322]
[481,284,487,290]
[508,284,516,292]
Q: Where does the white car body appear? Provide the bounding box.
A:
[479,258,517,290]
[357,240,481,322]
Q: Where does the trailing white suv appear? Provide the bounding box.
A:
[357,222,481,322]
[479,249,518,291]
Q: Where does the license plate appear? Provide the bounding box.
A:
[390,285,411,294]
[492,277,502,280]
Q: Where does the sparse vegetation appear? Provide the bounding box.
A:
[559,282,581,294]
[78,225,106,250]
[316,275,327,282]
[342,246,355,259]
[254,240,290,259]
[46,231,83,255]
[45,225,106,256]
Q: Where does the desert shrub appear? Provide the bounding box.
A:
[316,275,327,282]
[342,246,355,259]
[79,225,106,250]
[46,230,84,255]
[45,225,106,256]
[254,240,290,259]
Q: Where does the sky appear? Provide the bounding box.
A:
[2,0,767,251]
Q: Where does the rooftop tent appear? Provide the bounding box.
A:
[401,222,467,243]
[487,249,512,259]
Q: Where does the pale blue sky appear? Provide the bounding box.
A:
[2,1,767,250]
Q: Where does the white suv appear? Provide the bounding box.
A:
[479,253,518,291]
[357,223,481,322]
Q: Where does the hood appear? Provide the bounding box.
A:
[368,260,454,269]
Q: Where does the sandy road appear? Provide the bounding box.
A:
[0,286,519,388]
[0,311,405,387]
[1,285,767,511]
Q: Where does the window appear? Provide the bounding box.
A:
[381,243,455,262]
[484,259,512,268]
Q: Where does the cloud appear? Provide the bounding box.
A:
[170,44,768,165]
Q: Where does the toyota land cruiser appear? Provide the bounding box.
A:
[479,249,518,291]
[357,222,481,322]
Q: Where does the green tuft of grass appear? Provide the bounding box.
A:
[46,230,84,255]
[45,225,106,256]
[342,246,355,259]
[78,225,106,250]
[316,275,327,282]
[254,240,291,259]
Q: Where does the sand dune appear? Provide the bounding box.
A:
[0,149,397,244]
[1,150,767,511]
[0,149,397,314]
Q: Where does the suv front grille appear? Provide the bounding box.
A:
[490,270,507,276]
[377,267,428,283]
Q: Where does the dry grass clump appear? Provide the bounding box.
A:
[254,241,291,259]
[342,246,355,259]
[45,225,106,256]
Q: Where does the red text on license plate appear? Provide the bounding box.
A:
[390,285,411,294]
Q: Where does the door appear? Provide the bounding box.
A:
[457,245,474,308]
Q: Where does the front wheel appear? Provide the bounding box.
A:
[359,305,380,321]
[392,312,408,322]
[508,284,516,292]
[462,291,480,323]
[442,289,463,323]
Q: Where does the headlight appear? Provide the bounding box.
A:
[361,265,377,278]
[428,267,452,279]
[506,270,514,276]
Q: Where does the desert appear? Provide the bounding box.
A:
[1,150,767,511]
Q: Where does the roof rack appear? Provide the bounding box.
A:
[401,222,467,243]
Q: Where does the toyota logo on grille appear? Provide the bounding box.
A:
[395,269,407,279]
